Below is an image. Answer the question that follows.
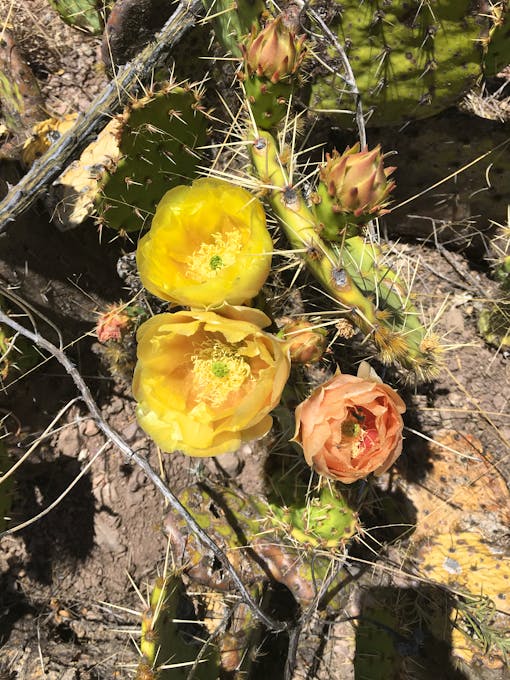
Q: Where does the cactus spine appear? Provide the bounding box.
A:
[96,81,210,233]
[250,130,439,379]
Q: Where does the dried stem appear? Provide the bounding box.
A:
[0,310,289,634]
[299,0,366,148]
[0,0,202,232]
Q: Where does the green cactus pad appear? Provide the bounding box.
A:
[95,81,209,233]
[270,485,358,550]
[47,0,105,34]
[308,0,487,127]
[203,0,264,57]
[164,482,353,610]
[483,2,510,77]
[136,575,220,679]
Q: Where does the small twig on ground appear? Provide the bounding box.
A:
[0,0,202,232]
[0,310,289,634]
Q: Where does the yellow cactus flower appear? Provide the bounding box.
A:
[132,306,291,456]
[136,178,273,308]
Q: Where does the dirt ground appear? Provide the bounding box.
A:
[1,1,510,679]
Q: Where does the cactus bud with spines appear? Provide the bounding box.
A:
[250,129,440,380]
[315,144,396,241]
[241,16,307,129]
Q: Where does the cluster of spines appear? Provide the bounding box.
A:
[95,79,211,234]
[250,129,440,380]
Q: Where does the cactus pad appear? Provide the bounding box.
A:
[308,0,488,127]
[47,0,105,34]
[95,81,209,233]
[136,575,220,679]
[164,482,354,609]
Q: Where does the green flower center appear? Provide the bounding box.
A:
[191,340,251,406]
[186,230,243,281]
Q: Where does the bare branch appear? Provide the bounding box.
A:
[299,0,367,148]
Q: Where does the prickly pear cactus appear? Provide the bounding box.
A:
[47,0,105,34]
[164,481,355,609]
[308,0,498,127]
[136,575,220,679]
[95,81,209,233]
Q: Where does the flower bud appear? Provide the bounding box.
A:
[96,304,132,343]
[316,144,396,240]
[244,16,306,84]
[279,317,327,364]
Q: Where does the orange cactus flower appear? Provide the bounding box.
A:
[293,362,406,483]
[132,306,291,456]
[136,178,273,308]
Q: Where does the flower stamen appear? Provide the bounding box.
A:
[191,340,251,407]
[186,229,243,281]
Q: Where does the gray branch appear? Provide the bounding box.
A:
[0,0,202,232]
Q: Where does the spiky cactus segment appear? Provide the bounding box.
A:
[95,80,209,233]
[315,144,396,241]
[308,0,495,127]
[165,482,353,609]
[241,16,307,129]
[136,575,220,679]
[269,485,358,550]
[47,0,104,34]
[250,129,441,380]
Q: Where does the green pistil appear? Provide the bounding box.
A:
[209,254,223,270]
[211,361,229,378]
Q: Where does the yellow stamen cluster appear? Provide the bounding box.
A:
[191,340,251,407]
[186,229,243,282]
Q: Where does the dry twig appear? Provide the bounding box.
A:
[0,309,289,634]
[0,0,202,232]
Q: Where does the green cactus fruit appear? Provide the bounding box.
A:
[308,0,492,127]
[0,441,13,532]
[241,16,307,129]
[315,144,396,241]
[136,575,220,679]
[95,81,209,233]
[47,0,105,34]
[203,0,264,58]
[270,485,357,549]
